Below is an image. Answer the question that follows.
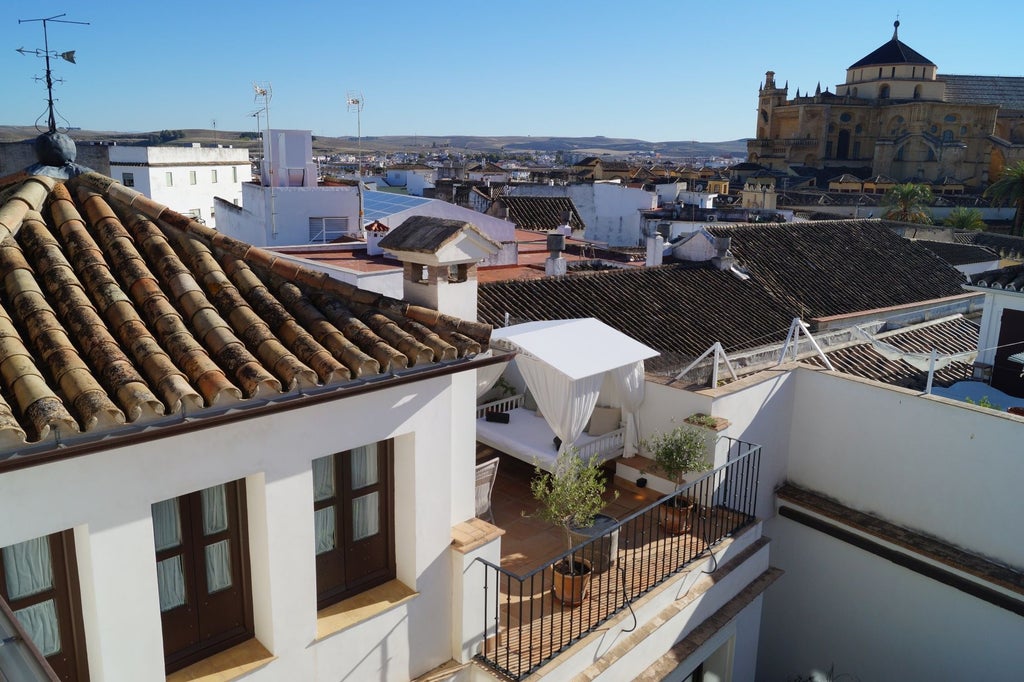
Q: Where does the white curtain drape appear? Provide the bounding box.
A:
[2,538,53,599]
[201,485,228,535]
[476,360,508,398]
[199,485,232,594]
[611,360,646,457]
[156,556,186,611]
[350,444,378,489]
[313,456,336,554]
[204,540,233,593]
[14,600,60,656]
[517,354,602,454]
[3,538,60,655]
[352,492,379,541]
[151,499,181,552]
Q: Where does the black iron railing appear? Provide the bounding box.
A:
[474,437,761,680]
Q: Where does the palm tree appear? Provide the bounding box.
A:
[882,183,934,224]
[943,206,986,231]
[984,160,1024,236]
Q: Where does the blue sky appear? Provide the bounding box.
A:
[3,1,1020,142]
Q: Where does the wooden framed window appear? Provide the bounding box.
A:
[152,481,253,673]
[0,531,89,681]
[313,441,395,609]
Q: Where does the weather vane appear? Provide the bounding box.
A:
[17,13,89,133]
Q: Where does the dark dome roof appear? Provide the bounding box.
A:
[848,21,934,69]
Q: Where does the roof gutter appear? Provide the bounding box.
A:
[0,352,513,475]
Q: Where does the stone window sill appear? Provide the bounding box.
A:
[166,638,274,682]
[316,579,418,640]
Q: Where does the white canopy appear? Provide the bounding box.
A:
[491,319,658,456]
[490,318,658,380]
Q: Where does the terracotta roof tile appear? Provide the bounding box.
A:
[0,170,491,453]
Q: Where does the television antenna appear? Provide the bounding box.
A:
[346,91,366,235]
[253,81,277,237]
[17,13,89,133]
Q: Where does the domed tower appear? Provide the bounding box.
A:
[839,20,942,101]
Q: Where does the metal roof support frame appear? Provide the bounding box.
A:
[778,318,835,371]
[672,341,738,388]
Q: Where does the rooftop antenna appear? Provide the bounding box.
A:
[253,82,278,238]
[347,91,366,236]
[17,13,89,133]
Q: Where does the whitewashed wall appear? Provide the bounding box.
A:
[758,515,1024,681]
[786,369,1024,567]
[0,370,479,681]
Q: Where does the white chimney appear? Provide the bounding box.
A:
[646,235,665,267]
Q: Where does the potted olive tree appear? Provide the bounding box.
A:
[644,424,711,534]
[530,448,616,605]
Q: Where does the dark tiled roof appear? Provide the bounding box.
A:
[377,215,496,253]
[958,232,1024,259]
[498,196,584,231]
[968,264,1024,290]
[479,219,974,372]
[848,28,934,69]
[705,220,969,319]
[804,316,979,389]
[940,75,1024,110]
[914,240,997,266]
[0,172,490,450]
[478,263,797,372]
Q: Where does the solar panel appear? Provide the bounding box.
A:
[362,191,431,223]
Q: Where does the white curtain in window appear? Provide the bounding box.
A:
[352,492,379,541]
[350,444,378,490]
[611,360,646,457]
[2,538,53,599]
[201,485,228,535]
[204,540,233,593]
[14,600,60,656]
[517,355,602,453]
[313,455,335,501]
[156,556,186,611]
[314,508,336,554]
[152,500,181,551]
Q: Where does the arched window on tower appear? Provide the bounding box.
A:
[879,84,890,99]
[914,85,922,99]
[942,130,954,142]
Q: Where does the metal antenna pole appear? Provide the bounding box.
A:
[347,92,365,237]
[18,13,89,133]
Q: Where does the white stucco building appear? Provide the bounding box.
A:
[108,144,249,228]
[215,130,516,266]
[507,182,658,247]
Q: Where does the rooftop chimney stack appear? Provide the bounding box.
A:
[545,232,567,277]
[711,236,736,271]
[646,235,665,267]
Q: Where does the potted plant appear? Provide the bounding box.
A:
[530,448,616,605]
[644,424,711,534]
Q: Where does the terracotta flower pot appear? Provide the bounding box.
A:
[551,558,592,606]
[659,498,695,534]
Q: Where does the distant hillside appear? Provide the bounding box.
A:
[0,126,749,159]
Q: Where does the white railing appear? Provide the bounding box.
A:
[577,426,625,461]
[476,394,524,419]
